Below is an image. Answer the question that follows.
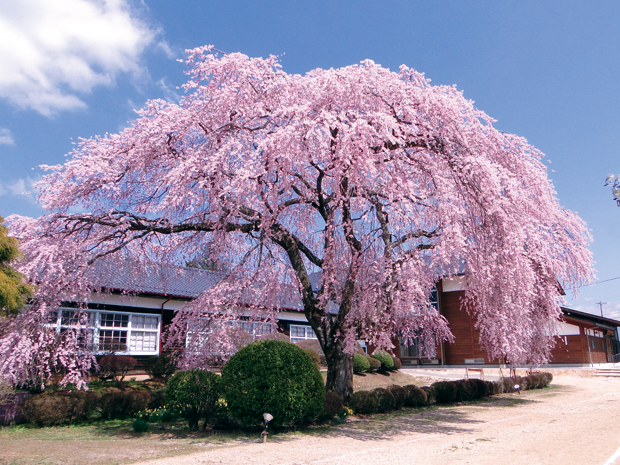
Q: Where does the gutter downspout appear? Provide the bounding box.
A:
[159,297,171,355]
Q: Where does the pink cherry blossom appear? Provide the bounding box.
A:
[2,46,593,398]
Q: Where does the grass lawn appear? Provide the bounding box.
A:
[0,420,256,465]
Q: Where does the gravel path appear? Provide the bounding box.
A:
[134,374,620,465]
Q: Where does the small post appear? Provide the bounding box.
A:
[261,413,273,443]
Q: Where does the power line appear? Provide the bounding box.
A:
[565,276,620,291]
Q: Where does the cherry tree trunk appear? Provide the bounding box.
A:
[323,345,354,403]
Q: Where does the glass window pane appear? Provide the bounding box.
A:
[98,329,127,351]
[130,331,158,352]
[100,313,128,328]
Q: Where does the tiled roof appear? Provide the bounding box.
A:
[87,258,227,298]
[86,258,303,310]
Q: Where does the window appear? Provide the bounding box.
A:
[398,336,436,359]
[585,328,604,338]
[100,313,129,328]
[99,329,128,352]
[290,325,317,343]
[130,331,158,352]
[48,308,160,355]
[132,315,158,330]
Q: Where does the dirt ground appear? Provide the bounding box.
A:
[1,370,619,465]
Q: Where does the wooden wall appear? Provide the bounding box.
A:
[440,289,492,365]
[439,292,612,365]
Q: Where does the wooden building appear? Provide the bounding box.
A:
[395,275,620,366]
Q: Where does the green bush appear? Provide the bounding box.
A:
[319,390,344,422]
[367,356,381,373]
[22,390,101,426]
[349,390,378,414]
[143,353,178,381]
[432,381,458,403]
[386,384,406,409]
[392,356,402,371]
[139,407,175,423]
[353,353,370,374]
[403,384,427,407]
[540,372,553,387]
[371,350,394,372]
[373,388,395,413]
[98,390,151,420]
[132,418,149,432]
[421,386,436,405]
[165,369,221,431]
[222,340,325,428]
[454,379,479,402]
[304,349,321,370]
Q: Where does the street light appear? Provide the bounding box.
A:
[604,174,620,206]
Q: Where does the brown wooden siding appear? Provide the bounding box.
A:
[550,335,586,363]
[440,290,493,364]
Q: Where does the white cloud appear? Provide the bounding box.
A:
[157,77,181,103]
[0,177,39,201]
[0,0,157,115]
[0,128,15,145]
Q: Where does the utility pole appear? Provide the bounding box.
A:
[596,301,607,317]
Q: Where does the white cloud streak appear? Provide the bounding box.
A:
[0,128,15,145]
[0,0,157,115]
[0,177,39,201]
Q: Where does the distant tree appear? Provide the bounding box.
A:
[604,174,620,206]
[0,216,32,317]
[3,47,593,398]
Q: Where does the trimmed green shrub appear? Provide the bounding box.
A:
[222,340,325,428]
[319,390,344,422]
[98,390,151,420]
[540,372,553,387]
[373,388,395,413]
[392,356,402,371]
[403,384,427,407]
[304,349,321,370]
[132,418,149,432]
[22,392,99,426]
[491,380,503,395]
[165,369,221,430]
[454,379,479,402]
[432,381,457,403]
[353,353,370,374]
[349,390,378,414]
[371,350,394,372]
[474,379,496,398]
[367,356,381,373]
[387,384,406,409]
[421,386,436,405]
[143,353,178,381]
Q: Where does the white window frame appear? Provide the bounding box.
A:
[52,308,161,356]
[290,324,317,343]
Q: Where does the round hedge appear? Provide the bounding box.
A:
[367,356,381,372]
[165,369,221,430]
[403,384,427,407]
[353,353,370,374]
[221,340,325,427]
[371,350,394,372]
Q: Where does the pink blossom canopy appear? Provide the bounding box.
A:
[3,46,593,388]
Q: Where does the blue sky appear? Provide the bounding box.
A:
[0,0,618,317]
